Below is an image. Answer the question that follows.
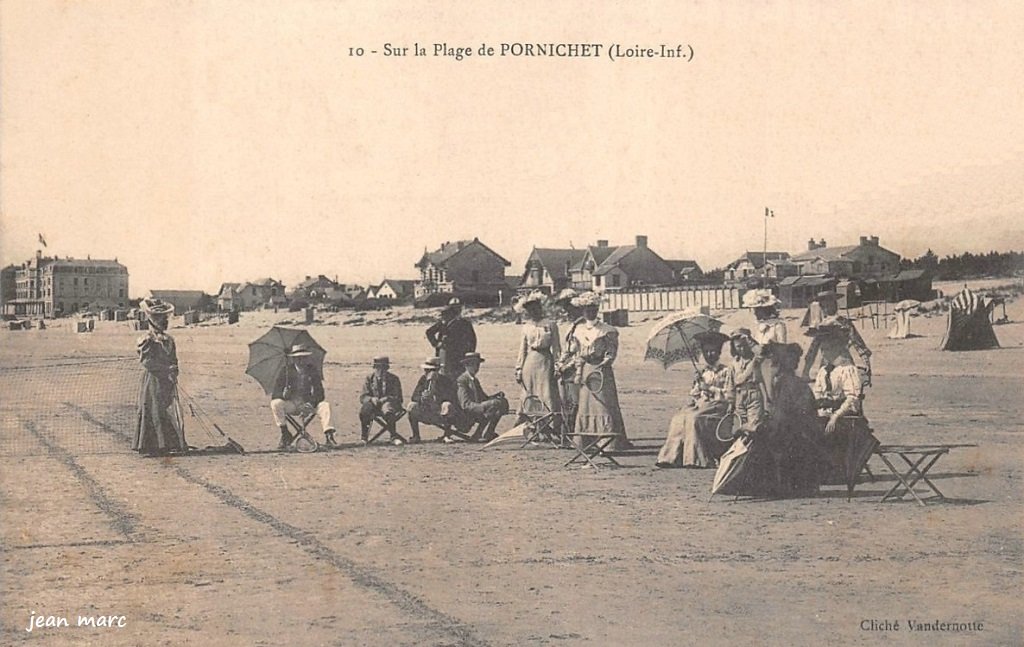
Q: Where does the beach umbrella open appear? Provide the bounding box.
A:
[644,310,724,370]
[246,326,327,395]
[710,434,756,499]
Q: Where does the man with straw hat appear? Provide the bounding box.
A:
[134,298,188,456]
[270,342,337,449]
[359,355,405,445]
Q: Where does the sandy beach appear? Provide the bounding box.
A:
[1,289,1022,646]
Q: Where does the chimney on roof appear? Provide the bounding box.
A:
[457,241,464,250]
[807,238,816,251]
[870,235,879,246]
[859,236,869,246]
[635,235,648,248]
[818,238,826,248]
[597,240,609,248]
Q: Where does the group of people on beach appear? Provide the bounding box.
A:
[655,288,873,496]
[132,286,872,494]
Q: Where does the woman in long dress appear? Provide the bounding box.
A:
[553,288,584,431]
[656,331,731,468]
[515,291,562,416]
[571,292,631,450]
[134,298,187,456]
[743,289,788,411]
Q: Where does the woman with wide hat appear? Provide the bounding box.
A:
[514,290,562,419]
[742,288,788,410]
[656,330,731,468]
[134,298,187,455]
[570,292,631,450]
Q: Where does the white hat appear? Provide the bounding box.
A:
[520,290,546,306]
[570,292,602,308]
[742,289,780,309]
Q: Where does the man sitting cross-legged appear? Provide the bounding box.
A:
[358,355,406,445]
[457,352,509,442]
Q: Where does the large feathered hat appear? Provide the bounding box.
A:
[140,298,174,317]
[742,289,780,309]
[570,291,602,308]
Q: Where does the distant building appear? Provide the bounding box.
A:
[666,259,703,282]
[790,235,901,279]
[558,236,691,292]
[519,247,588,295]
[415,238,511,300]
[291,275,340,303]
[765,259,800,281]
[1,251,129,317]
[216,277,285,311]
[725,251,792,283]
[0,265,17,311]
[569,241,617,291]
[145,290,207,313]
[590,236,679,291]
[372,279,416,301]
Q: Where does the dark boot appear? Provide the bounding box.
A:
[277,425,295,450]
[324,429,338,447]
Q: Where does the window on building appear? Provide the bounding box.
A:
[594,275,602,287]
[74,278,79,286]
[119,289,125,297]
[610,273,621,287]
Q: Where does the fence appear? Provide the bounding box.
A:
[600,285,744,313]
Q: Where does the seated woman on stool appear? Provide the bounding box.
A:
[656,331,732,468]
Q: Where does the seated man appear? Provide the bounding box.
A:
[271,343,337,449]
[812,353,864,435]
[456,352,509,442]
[359,355,406,445]
[407,357,465,443]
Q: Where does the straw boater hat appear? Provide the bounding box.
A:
[140,297,174,317]
[372,355,390,367]
[288,343,314,357]
[571,291,602,308]
[462,352,485,365]
[421,357,442,370]
[742,289,780,309]
[443,297,463,313]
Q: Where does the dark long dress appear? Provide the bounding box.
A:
[134,331,186,454]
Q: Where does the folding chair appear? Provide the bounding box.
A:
[284,412,319,453]
[518,396,565,449]
[564,433,621,468]
[366,408,409,445]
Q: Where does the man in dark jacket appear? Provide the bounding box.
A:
[407,356,466,443]
[426,297,477,378]
[359,355,405,444]
[271,343,336,449]
[456,352,509,442]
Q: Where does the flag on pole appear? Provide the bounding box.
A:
[765,208,774,218]
[38,233,47,247]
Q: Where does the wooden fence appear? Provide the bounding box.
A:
[600,286,744,313]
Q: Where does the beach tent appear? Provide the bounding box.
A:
[939,289,999,351]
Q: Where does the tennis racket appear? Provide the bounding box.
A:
[520,395,550,417]
[714,410,744,442]
[293,431,319,453]
[583,370,604,394]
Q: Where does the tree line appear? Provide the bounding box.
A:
[900,249,1024,279]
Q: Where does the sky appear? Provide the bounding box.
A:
[1,0,1023,296]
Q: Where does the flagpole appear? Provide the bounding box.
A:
[763,208,768,284]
